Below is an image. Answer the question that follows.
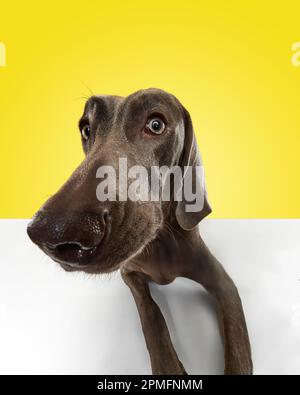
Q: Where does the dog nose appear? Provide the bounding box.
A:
[27,210,108,265]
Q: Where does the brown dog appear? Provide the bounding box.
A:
[27,88,252,375]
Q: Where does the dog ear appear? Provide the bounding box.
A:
[175,107,212,230]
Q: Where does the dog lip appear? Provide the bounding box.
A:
[53,258,88,269]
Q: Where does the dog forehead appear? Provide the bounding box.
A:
[83,89,182,119]
[122,88,182,118]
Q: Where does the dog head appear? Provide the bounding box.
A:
[27,88,211,273]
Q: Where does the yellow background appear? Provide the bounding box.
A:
[0,1,299,218]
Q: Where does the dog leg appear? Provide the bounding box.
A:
[185,246,253,375]
[121,268,187,375]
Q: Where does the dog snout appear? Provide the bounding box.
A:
[27,210,109,266]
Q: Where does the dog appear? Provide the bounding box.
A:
[27,88,252,375]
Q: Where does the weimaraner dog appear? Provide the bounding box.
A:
[27,88,252,375]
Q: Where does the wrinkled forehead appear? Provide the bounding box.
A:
[81,89,183,126]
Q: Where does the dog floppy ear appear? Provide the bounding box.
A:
[175,107,212,230]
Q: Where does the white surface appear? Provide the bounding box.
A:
[0,219,299,375]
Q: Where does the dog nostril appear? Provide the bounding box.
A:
[55,242,94,254]
[103,209,109,220]
[57,243,80,255]
[45,241,98,265]
[103,209,111,231]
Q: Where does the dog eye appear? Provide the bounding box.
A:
[145,117,165,135]
[81,125,91,140]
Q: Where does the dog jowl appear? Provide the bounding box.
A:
[27,88,252,375]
